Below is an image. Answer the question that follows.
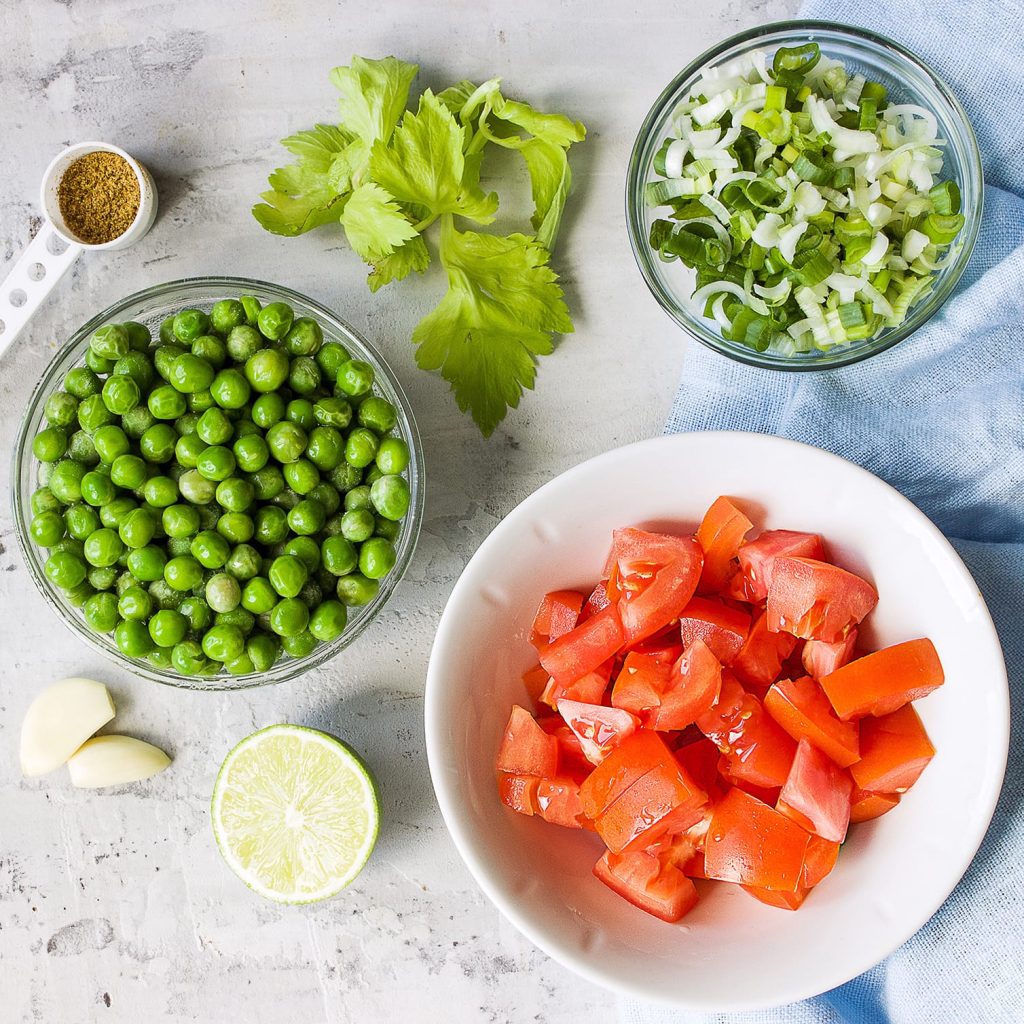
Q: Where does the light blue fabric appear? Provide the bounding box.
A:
[623,1,1024,1021]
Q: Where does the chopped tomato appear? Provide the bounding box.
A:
[695,496,753,593]
[777,739,853,843]
[535,777,587,829]
[742,885,808,910]
[803,834,841,886]
[716,764,780,806]
[766,557,878,643]
[648,639,722,731]
[735,530,825,602]
[850,704,935,794]
[579,580,611,622]
[579,731,677,819]
[605,527,696,579]
[820,638,944,720]
[498,773,539,815]
[557,700,640,765]
[537,716,591,778]
[647,826,708,878]
[529,590,585,649]
[611,651,672,717]
[850,786,901,822]
[678,596,750,663]
[704,788,811,891]
[616,537,704,646]
[593,849,699,923]
[595,759,707,853]
[674,736,726,799]
[540,658,612,710]
[496,706,558,777]
[732,611,798,690]
[763,676,860,768]
[802,629,858,679]
[539,604,623,683]
[521,663,550,705]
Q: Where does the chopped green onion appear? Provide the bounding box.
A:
[773,43,821,76]
[921,212,965,244]
[929,180,961,216]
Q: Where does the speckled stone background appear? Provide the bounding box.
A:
[0,1,798,1020]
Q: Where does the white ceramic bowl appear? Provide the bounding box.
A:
[425,432,1008,1011]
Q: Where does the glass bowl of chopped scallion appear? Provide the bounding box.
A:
[625,21,982,369]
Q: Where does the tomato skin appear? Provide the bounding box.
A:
[579,731,677,819]
[530,590,585,649]
[498,773,539,815]
[496,706,559,777]
[557,699,640,765]
[593,849,699,923]
[777,739,853,843]
[648,639,723,731]
[617,538,704,646]
[850,704,935,794]
[678,596,750,663]
[850,786,901,822]
[611,651,672,717]
[763,676,860,768]
[820,638,944,720]
[732,611,798,690]
[704,788,812,892]
[802,629,858,679]
[535,777,588,829]
[696,496,753,594]
[736,530,825,602]
[802,834,840,886]
[766,557,878,643]
[539,604,624,684]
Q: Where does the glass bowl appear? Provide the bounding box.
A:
[625,21,983,370]
[12,276,424,690]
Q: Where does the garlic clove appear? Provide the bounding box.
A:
[20,678,116,777]
[66,735,171,788]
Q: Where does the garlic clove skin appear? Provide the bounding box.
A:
[66,735,171,788]
[20,678,116,777]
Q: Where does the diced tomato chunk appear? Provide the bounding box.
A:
[695,496,753,594]
[716,764,780,806]
[766,557,878,643]
[540,658,612,710]
[674,737,725,799]
[611,651,671,717]
[802,629,858,679]
[777,739,853,843]
[616,537,704,646]
[820,638,944,720]
[537,716,591,778]
[732,611,798,690]
[678,596,750,663]
[648,639,722,731]
[803,834,841,887]
[539,604,623,684]
[593,849,699,923]
[764,676,860,768]
[850,704,935,794]
[521,663,550,705]
[498,773,539,815]
[530,590,585,649]
[604,527,696,579]
[742,885,808,910]
[579,731,677,819]
[704,788,811,892]
[579,580,611,621]
[736,530,825,602]
[850,786,901,822]
[557,700,640,765]
[495,706,559,777]
[535,777,587,829]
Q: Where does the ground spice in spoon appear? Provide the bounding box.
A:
[57,151,140,245]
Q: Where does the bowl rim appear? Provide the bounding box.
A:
[12,274,424,691]
[424,430,1009,1009]
[624,19,985,371]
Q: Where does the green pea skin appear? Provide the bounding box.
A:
[139,424,177,463]
[31,487,62,516]
[370,474,411,521]
[328,462,362,492]
[127,545,167,582]
[225,543,261,581]
[285,399,316,431]
[32,427,67,462]
[45,392,79,428]
[45,550,87,589]
[64,367,102,399]
[149,608,188,647]
[335,359,374,398]
[173,434,206,470]
[288,498,326,536]
[171,639,209,675]
[78,394,116,433]
[196,407,233,445]
[163,555,203,591]
[309,600,347,642]
[49,461,88,504]
[336,572,379,607]
[344,485,373,512]
[169,352,215,394]
[282,536,320,572]
[315,342,350,382]
[101,374,141,415]
[84,528,125,567]
[188,389,215,413]
[201,624,245,662]
[217,512,254,544]
[65,504,101,540]
[148,384,187,420]
[357,396,398,434]
[191,529,231,569]
[253,505,288,546]
[233,434,269,473]
[196,446,236,482]
[321,536,358,576]
[225,652,256,676]
[122,405,156,439]
[210,299,246,335]
[153,343,186,382]
[86,349,114,374]
[340,508,375,543]
[215,477,254,512]
[283,459,320,495]
[283,317,323,356]
[245,349,290,393]
[66,430,99,466]
[246,632,280,672]
[172,308,210,343]
[117,508,156,549]
[282,631,318,658]
[178,470,216,505]
[359,537,397,579]
[64,580,96,607]
[308,482,341,516]
[269,597,308,637]
[83,591,120,633]
[375,437,411,475]
[375,517,401,541]
[288,356,321,396]
[268,554,308,598]
[210,369,251,409]
[313,397,352,430]
[266,421,307,464]
[345,427,379,469]
[142,475,179,509]
[179,596,213,632]
[123,321,152,350]
[90,323,130,360]
[30,511,66,547]
[250,466,285,501]
[205,573,241,613]
[116,618,153,657]
[118,586,153,621]
[257,302,294,341]
[306,426,344,471]
[80,471,116,507]
[241,576,277,614]
[251,392,285,428]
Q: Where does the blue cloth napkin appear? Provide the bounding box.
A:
[622,1,1024,1021]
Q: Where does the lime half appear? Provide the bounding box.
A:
[211,724,380,904]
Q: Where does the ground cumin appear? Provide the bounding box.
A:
[57,151,140,244]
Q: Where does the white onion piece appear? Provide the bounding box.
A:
[903,228,930,262]
[826,272,864,304]
[664,139,689,179]
[692,280,769,316]
[807,96,880,155]
[777,221,809,263]
[862,231,890,266]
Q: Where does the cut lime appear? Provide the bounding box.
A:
[211,724,380,904]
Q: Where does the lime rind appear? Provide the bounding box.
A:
[211,724,380,904]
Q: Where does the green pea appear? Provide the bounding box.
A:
[196,445,236,482]
[285,398,316,431]
[246,632,279,671]
[326,463,361,493]
[89,564,120,590]
[32,486,62,516]
[320,536,357,576]
[224,544,261,581]
[65,430,98,466]
[336,359,374,398]
[251,393,285,429]
[357,396,397,434]
[370,474,412,521]
[121,405,156,440]
[90,323,130,360]
[359,537,397,580]
[63,579,96,607]
[171,639,209,675]
[188,390,215,414]
[376,437,411,475]
[340,508,375,542]
[172,308,210,343]
[153,343,186,382]
[237,295,261,325]
[281,631,317,658]
[115,618,153,657]
[100,374,140,416]
[211,478,251,514]
[105,455,141,491]
[375,516,401,541]
[204,573,240,614]
[309,600,348,642]
[139,423,178,463]
[113,351,155,390]
[282,316,323,356]
[179,596,213,632]
[32,427,67,462]
[336,572,380,607]
[83,591,120,633]
[127,545,167,582]
[100,498,138,531]
[210,299,246,335]
[240,576,277,614]
[64,368,101,401]
[252,505,287,546]
[282,459,319,495]
[85,348,115,374]
[65,504,101,540]
[142,476,179,508]
[233,434,269,474]
[30,510,66,547]
[365,464,383,487]
[195,407,232,446]
[191,529,231,569]
[169,353,214,394]
[178,469,216,505]
[269,597,308,637]
[314,341,350,382]
[118,586,154,621]
[217,512,254,544]
[288,498,326,536]
[250,465,285,501]
[167,536,192,558]
[49,460,88,504]
[78,394,116,433]
[149,608,188,647]
[169,434,203,469]
[115,508,154,550]
[83,528,124,567]
[210,368,251,410]
[148,384,187,420]
[245,348,290,393]
[224,652,256,676]
[192,334,227,367]
[45,549,87,589]
[280,537,318,573]
[202,624,245,662]
[122,321,151,351]
[158,317,176,345]
[266,421,307,464]
[162,555,201,591]
[288,356,321,396]
[268,554,308,598]
[146,647,173,670]
[306,483,338,517]
[80,471,116,507]
[344,427,378,468]
[344,485,373,512]
[303,428,340,473]
[257,301,294,341]
[45,392,79,428]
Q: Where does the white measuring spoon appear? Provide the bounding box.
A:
[0,141,158,358]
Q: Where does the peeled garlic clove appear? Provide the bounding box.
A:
[67,735,171,788]
[20,678,116,777]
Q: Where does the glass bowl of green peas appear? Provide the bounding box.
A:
[12,277,424,689]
